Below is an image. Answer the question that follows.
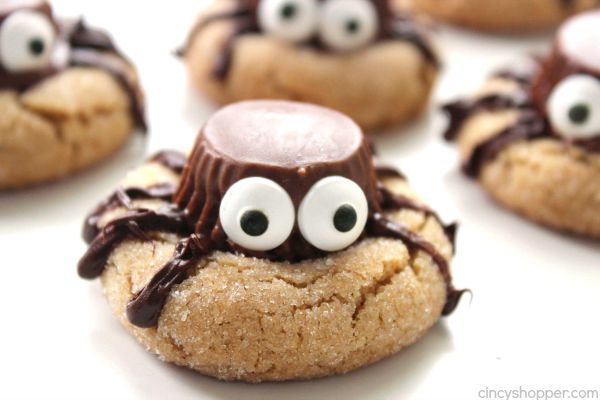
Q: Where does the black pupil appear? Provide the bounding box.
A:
[29,38,45,56]
[240,210,269,237]
[568,104,590,125]
[333,205,357,233]
[346,19,361,34]
[280,3,297,20]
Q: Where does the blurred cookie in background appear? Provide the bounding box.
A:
[395,0,599,32]
[0,0,146,190]
[179,0,439,131]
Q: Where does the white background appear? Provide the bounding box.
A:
[1,1,599,399]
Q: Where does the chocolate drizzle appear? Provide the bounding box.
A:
[78,206,189,280]
[126,234,211,327]
[443,92,532,142]
[463,112,547,177]
[368,213,466,316]
[81,150,186,244]
[374,163,407,180]
[150,150,188,175]
[0,2,146,131]
[388,14,439,67]
[180,0,438,80]
[79,101,464,328]
[82,184,177,244]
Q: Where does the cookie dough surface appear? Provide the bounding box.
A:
[185,1,438,131]
[398,0,599,31]
[98,160,453,382]
[0,67,137,189]
[453,78,600,238]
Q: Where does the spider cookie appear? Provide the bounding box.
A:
[78,100,465,382]
[179,0,438,131]
[0,0,146,189]
[398,0,600,31]
[444,11,600,238]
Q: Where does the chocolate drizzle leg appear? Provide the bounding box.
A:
[212,18,258,80]
[176,6,254,57]
[64,19,147,131]
[79,101,465,328]
[82,184,177,244]
[375,164,407,180]
[150,150,188,174]
[443,92,532,142]
[368,213,466,315]
[388,14,439,66]
[69,47,146,132]
[78,206,189,279]
[82,150,187,243]
[442,66,546,174]
[126,234,212,327]
[464,112,547,177]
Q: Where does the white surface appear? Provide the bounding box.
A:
[1,1,599,399]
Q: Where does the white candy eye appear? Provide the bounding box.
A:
[0,11,56,73]
[298,176,368,252]
[547,74,600,140]
[220,177,295,252]
[319,0,379,52]
[258,0,319,43]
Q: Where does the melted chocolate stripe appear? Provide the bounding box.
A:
[213,20,258,80]
[464,113,547,178]
[375,164,407,180]
[151,150,188,174]
[126,234,212,327]
[78,207,189,279]
[368,213,463,315]
[65,20,147,131]
[69,48,146,132]
[67,19,117,52]
[177,7,254,57]
[82,151,186,243]
[378,184,433,215]
[377,184,459,252]
[443,92,532,142]
[389,17,438,66]
[82,184,177,244]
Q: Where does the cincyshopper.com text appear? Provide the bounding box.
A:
[478,387,599,400]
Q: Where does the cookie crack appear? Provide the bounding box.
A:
[351,257,411,327]
[291,293,349,317]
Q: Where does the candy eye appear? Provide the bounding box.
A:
[318,0,379,52]
[258,0,319,43]
[547,74,600,140]
[219,177,295,251]
[0,11,56,73]
[298,176,368,252]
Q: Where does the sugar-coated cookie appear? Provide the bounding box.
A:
[444,11,600,238]
[397,0,600,31]
[180,0,438,131]
[0,0,146,189]
[78,100,465,382]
